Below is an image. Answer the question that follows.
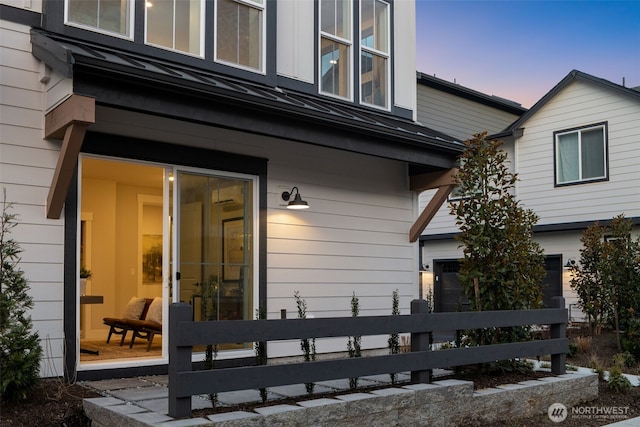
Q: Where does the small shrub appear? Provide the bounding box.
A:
[347,292,361,390]
[254,306,267,403]
[621,316,640,359]
[294,291,316,395]
[0,193,43,402]
[574,336,592,353]
[567,342,578,357]
[607,368,631,392]
[612,351,636,369]
[388,289,400,384]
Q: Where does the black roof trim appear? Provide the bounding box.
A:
[504,70,640,132]
[416,72,527,116]
[420,216,640,242]
[0,4,40,27]
[31,30,463,168]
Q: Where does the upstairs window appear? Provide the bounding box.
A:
[360,0,389,108]
[146,0,204,56]
[320,0,352,99]
[554,123,608,186]
[67,0,133,37]
[216,0,265,72]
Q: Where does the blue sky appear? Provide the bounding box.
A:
[415,0,640,108]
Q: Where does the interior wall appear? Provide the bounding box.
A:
[82,176,162,339]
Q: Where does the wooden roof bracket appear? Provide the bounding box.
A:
[44,94,95,219]
[409,168,458,242]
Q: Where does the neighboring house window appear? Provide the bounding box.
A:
[320,0,352,99]
[67,0,133,37]
[216,0,265,72]
[146,0,204,56]
[554,123,608,186]
[360,0,389,109]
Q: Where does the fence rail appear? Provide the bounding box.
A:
[168,297,568,418]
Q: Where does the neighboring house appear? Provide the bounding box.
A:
[416,72,527,142]
[0,1,461,381]
[419,70,640,320]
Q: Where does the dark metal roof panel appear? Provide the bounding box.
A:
[31,30,463,164]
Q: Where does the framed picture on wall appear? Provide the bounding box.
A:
[223,217,244,281]
[142,234,163,284]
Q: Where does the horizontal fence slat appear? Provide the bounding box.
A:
[174,338,568,397]
[173,308,567,346]
[425,309,568,331]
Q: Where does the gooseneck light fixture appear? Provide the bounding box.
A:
[281,186,309,210]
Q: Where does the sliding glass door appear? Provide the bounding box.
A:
[171,170,255,351]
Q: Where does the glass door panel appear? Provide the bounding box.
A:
[173,171,254,351]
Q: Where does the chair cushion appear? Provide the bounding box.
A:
[122,297,147,320]
[146,297,163,324]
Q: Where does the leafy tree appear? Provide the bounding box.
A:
[571,215,640,349]
[568,223,609,336]
[451,132,545,344]
[0,191,43,402]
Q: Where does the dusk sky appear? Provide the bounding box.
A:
[415,0,640,108]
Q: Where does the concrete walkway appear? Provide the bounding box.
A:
[81,367,640,426]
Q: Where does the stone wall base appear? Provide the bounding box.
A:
[84,371,598,426]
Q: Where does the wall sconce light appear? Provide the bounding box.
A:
[421,263,430,271]
[281,186,309,210]
[564,259,576,268]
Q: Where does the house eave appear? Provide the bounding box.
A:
[31,29,462,170]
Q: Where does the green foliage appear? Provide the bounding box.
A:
[612,351,636,369]
[571,215,640,345]
[254,306,268,402]
[80,265,92,279]
[451,132,545,346]
[0,191,43,402]
[567,342,578,357]
[607,368,632,392]
[388,289,400,384]
[347,292,361,390]
[294,291,316,395]
[621,313,640,359]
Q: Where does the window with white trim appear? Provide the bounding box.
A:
[215,0,265,72]
[554,123,608,186]
[320,0,352,99]
[360,0,389,108]
[67,0,133,37]
[146,0,204,56]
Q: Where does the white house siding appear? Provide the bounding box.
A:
[90,107,420,358]
[416,84,520,142]
[393,0,417,116]
[0,18,65,377]
[515,79,640,225]
[276,0,314,83]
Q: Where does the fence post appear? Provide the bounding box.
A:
[168,303,193,418]
[411,299,432,383]
[550,296,567,375]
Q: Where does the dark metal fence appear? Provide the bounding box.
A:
[168,296,568,417]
